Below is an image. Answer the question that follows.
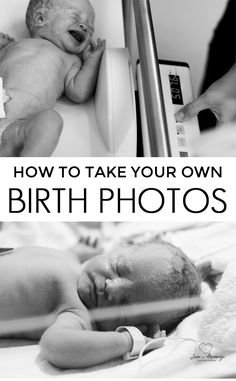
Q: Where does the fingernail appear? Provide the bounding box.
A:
[175,110,185,122]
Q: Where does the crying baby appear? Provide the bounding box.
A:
[0,0,105,157]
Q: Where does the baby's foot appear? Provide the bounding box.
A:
[0,33,15,50]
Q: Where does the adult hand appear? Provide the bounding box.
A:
[175,63,236,124]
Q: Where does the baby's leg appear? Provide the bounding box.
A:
[0,109,63,157]
[0,33,15,50]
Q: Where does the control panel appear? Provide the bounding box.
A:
[160,61,200,157]
[137,60,200,157]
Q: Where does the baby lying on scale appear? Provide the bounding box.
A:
[0,241,201,369]
[0,0,105,156]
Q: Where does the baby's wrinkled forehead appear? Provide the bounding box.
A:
[51,0,95,20]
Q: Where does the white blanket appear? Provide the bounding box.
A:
[199,257,236,353]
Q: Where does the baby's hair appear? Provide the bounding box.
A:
[117,240,201,333]
[156,240,201,332]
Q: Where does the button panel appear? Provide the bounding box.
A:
[176,124,185,136]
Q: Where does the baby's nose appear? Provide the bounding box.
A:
[105,278,127,303]
[79,23,88,32]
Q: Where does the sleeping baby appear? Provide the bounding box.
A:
[0,241,201,369]
[0,0,105,156]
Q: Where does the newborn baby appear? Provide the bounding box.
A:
[0,241,201,369]
[0,0,105,156]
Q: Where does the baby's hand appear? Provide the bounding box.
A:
[0,32,15,50]
[79,234,101,249]
[71,235,102,263]
[82,38,106,62]
[143,333,166,352]
[137,323,161,338]
[137,324,166,352]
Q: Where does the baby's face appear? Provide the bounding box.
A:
[78,242,179,330]
[39,0,95,54]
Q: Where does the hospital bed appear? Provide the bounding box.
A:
[0,221,236,378]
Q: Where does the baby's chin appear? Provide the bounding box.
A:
[65,32,92,53]
[62,40,89,55]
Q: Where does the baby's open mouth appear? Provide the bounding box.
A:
[69,30,86,44]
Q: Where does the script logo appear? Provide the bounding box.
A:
[199,343,213,354]
[190,342,224,362]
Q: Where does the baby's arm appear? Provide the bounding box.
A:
[65,39,106,104]
[40,310,132,369]
[0,33,15,50]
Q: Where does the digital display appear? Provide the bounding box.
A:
[179,151,188,157]
[169,74,184,105]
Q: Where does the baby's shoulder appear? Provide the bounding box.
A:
[13,247,78,278]
[63,52,82,68]
[5,38,55,56]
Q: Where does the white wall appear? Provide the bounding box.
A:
[91,0,124,47]
[127,0,228,94]
[150,0,228,94]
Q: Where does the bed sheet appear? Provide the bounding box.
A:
[0,222,235,378]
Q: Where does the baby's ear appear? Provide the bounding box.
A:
[33,9,48,27]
